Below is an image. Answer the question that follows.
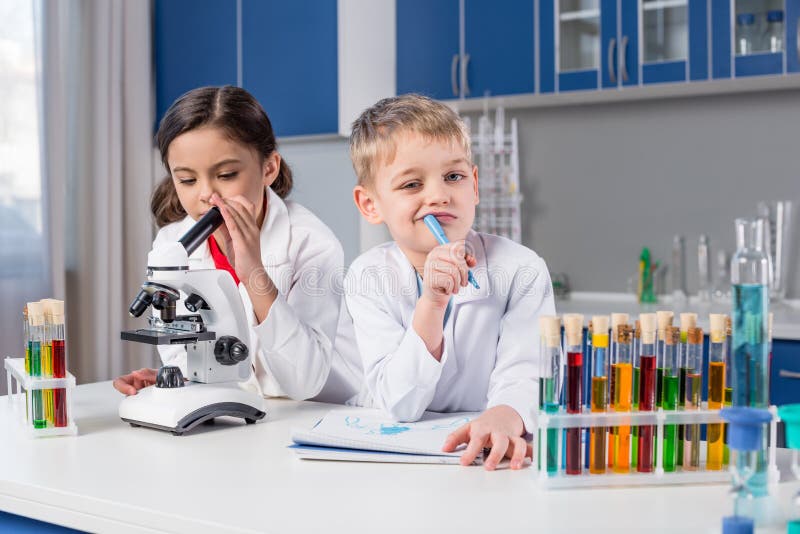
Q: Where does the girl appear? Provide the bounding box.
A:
[113,86,364,404]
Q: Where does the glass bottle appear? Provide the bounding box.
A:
[736,13,757,55]
[765,10,784,53]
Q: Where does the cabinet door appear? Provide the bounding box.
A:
[637,0,708,85]
[464,0,535,97]
[396,0,460,100]
[242,0,338,137]
[154,0,238,126]
[770,340,800,406]
[542,0,617,92]
[715,0,799,78]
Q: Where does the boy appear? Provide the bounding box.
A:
[346,95,555,470]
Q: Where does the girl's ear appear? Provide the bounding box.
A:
[353,185,383,225]
[262,152,281,187]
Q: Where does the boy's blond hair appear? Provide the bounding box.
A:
[349,94,472,187]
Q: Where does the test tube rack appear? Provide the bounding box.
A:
[4,357,77,437]
[533,405,779,488]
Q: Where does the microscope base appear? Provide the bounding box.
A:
[119,381,266,435]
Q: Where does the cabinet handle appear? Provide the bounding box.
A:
[779,369,800,380]
[608,38,617,85]
[620,35,629,83]
[462,54,471,97]
[451,54,460,97]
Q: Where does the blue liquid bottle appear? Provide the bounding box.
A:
[730,217,770,499]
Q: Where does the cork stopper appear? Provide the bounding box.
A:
[666,326,680,345]
[49,300,65,324]
[563,314,584,347]
[592,315,609,335]
[709,314,726,343]
[27,301,44,326]
[725,315,732,336]
[657,311,674,337]
[634,319,641,339]
[611,313,629,336]
[23,305,28,320]
[688,326,703,345]
[617,324,632,344]
[539,316,561,348]
[639,313,657,344]
[680,312,697,333]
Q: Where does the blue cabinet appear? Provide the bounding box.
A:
[154,0,238,126]
[464,0,535,97]
[770,339,800,406]
[396,0,460,100]
[155,0,338,137]
[396,0,534,100]
[713,0,800,79]
[241,0,338,137]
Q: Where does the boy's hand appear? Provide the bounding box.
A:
[420,241,477,307]
[441,405,531,471]
[113,368,158,396]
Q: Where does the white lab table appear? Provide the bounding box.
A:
[0,381,798,534]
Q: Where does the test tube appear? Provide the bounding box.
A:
[637,313,657,472]
[539,316,563,475]
[656,311,674,409]
[563,313,584,475]
[612,323,633,473]
[684,326,704,471]
[589,316,609,474]
[723,315,733,466]
[27,301,46,429]
[662,326,681,471]
[41,299,54,425]
[631,319,641,470]
[22,306,29,422]
[707,314,727,471]
[677,312,697,466]
[583,320,593,470]
[50,300,67,427]
[608,313,629,468]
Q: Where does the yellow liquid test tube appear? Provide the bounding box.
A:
[707,314,727,471]
[683,327,704,471]
[589,316,610,474]
[611,323,633,473]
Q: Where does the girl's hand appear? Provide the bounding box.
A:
[441,405,531,471]
[420,241,477,308]
[113,368,158,396]
[209,193,263,286]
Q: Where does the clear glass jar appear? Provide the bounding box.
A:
[736,13,757,55]
[765,10,784,53]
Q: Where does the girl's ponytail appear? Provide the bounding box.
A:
[151,176,186,227]
[271,158,293,199]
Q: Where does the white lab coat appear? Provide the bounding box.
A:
[153,188,366,404]
[345,230,555,432]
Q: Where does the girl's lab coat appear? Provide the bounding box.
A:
[154,188,366,404]
[345,230,555,432]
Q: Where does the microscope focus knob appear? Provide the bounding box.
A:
[214,336,249,366]
[156,366,185,389]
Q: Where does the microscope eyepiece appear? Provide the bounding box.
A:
[179,206,224,256]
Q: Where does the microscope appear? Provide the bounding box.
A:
[120,207,266,435]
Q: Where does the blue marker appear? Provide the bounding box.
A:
[423,214,480,290]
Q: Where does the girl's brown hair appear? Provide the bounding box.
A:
[152,85,293,227]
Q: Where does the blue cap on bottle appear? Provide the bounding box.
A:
[767,10,784,23]
[720,407,772,451]
[737,13,756,25]
[788,520,800,534]
[722,515,754,534]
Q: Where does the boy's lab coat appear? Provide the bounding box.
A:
[154,188,366,404]
[345,230,555,432]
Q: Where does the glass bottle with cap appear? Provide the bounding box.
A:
[736,13,757,55]
[765,10,784,53]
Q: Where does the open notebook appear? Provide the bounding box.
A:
[289,408,481,465]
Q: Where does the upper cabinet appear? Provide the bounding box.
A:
[713,0,800,79]
[396,0,535,100]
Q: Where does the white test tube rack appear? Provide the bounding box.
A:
[533,404,779,489]
[4,357,78,437]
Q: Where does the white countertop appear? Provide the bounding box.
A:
[1,382,799,534]
[555,292,800,340]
